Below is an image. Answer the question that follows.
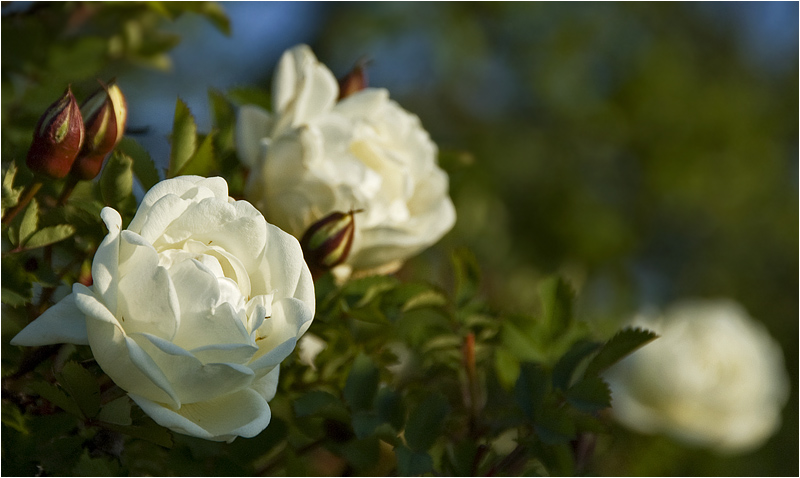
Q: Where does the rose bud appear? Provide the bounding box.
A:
[337,60,368,100]
[26,86,85,179]
[300,209,360,275]
[70,81,127,180]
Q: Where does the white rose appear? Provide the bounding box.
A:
[605,299,789,453]
[236,44,456,276]
[11,176,315,442]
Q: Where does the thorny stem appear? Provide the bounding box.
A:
[2,181,42,226]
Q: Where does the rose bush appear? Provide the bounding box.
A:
[11,176,315,442]
[236,44,456,276]
[604,299,789,453]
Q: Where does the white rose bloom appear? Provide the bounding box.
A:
[236,44,456,276]
[11,176,315,442]
[605,299,789,453]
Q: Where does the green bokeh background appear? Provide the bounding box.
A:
[307,3,798,475]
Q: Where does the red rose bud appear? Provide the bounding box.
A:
[337,60,369,100]
[300,209,360,275]
[70,81,128,180]
[26,86,85,179]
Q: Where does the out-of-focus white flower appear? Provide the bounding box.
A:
[12,176,315,442]
[236,44,456,277]
[605,299,789,453]
[297,333,326,370]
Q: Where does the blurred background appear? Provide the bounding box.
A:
[4,2,798,475]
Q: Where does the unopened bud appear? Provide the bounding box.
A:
[70,81,127,180]
[26,86,85,179]
[300,209,360,275]
[338,60,369,100]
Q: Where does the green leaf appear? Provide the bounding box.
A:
[494,346,521,389]
[551,340,602,390]
[376,387,405,430]
[228,86,271,110]
[343,354,380,412]
[451,247,481,306]
[340,436,380,471]
[566,377,611,413]
[58,362,101,418]
[342,275,399,309]
[404,393,448,452]
[351,410,381,439]
[2,162,21,214]
[72,449,120,477]
[168,98,197,177]
[195,2,231,36]
[162,1,231,35]
[514,362,549,421]
[29,382,82,418]
[18,198,38,246]
[102,419,173,448]
[347,303,390,325]
[535,408,576,445]
[584,327,658,377]
[293,390,347,420]
[97,396,132,426]
[395,445,433,476]
[538,276,574,339]
[2,405,29,434]
[445,440,480,476]
[386,283,447,313]
[501,320,546,362]
[176,131,217,176]
[1,256,33,304]
[118,137,160,190]
[100,151,134,208]
[1,288,30,307]
[24,225,75,249]
[209,89,236,151]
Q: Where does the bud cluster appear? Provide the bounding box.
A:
[25,81,127,180]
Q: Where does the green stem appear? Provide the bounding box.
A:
[57,176,79,206]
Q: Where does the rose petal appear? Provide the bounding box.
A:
[191,342,259,365]
[132,332,256,404]
[154,198,268,273]
[167,259,252,350]
[129,387,271,442]
[10,292,88,346]
[93,207,122,313]
[251,366,280,402]
[183,239,252,298]
[129,176,228,230]
[249,297,313,374]
[75,285,180,408]
[236,105,273,169]
[128,193,191,244]
[256,224,315,312]
[273,45,338,129]
[116,231,180,340]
